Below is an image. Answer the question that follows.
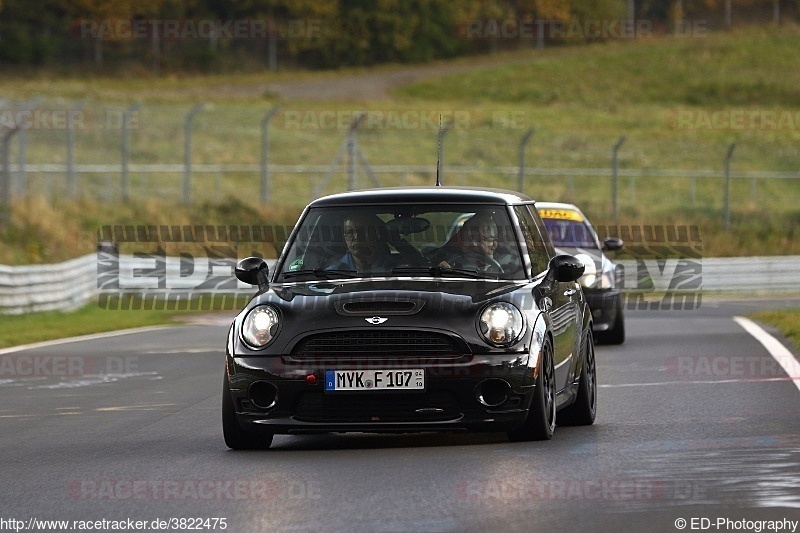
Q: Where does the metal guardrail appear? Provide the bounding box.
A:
[0,254,798,314]
[0,254,97,314]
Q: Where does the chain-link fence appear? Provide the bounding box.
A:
[2,99,799,226]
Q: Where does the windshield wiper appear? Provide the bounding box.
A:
[282,268,358,280]
[391,266,490,279]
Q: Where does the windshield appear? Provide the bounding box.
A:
[542,219,600,249]
[277,204,526,280]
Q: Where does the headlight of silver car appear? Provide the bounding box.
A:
[241,305,280,349]
[479,302,524,346]
[574,253,598,288]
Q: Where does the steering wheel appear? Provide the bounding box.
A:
[459,252,504,274]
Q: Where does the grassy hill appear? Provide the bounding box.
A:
[1,25,799,265]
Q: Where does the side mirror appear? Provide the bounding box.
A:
[602,237,624,251]
[235,257,269,290]
[549,254,584,283]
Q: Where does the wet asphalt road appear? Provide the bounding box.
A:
[1,298,799,532]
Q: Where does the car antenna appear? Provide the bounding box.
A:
[436,114,452,187]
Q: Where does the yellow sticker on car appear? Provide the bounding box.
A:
[538,208,584,222]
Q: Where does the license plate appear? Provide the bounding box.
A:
[325,369,424,392]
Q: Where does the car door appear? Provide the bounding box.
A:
[514,205,579,392]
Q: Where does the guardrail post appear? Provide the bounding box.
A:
[67,100,85,199]
[121,103,141,202]
[183,103,205,205]
[517,128,534,193]
[724,143,736,230]
[611,136,626,221]
[260,105,281,204]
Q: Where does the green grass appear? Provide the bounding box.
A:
[398,27,800,107]
[750,309,800,353]
[1,26,800,265]
[0,304,191,349]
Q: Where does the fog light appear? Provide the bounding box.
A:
[248,381,278,410]
[476,379,511,408]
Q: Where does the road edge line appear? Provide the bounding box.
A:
[0,326,173,355]
[733,316,800,393]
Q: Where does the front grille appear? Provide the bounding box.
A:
[294,391,461,423]
[291,331,464,357]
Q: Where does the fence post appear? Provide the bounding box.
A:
[611,136,626,221]
[260,106,281,204]
[1,128,20,227]
[183,103,205,205]
[16,97,42,198]
[67,101,85,199]
[121,103,141,202]
[517,128,534,193]
[724,143,736,230]
[268,19,278,72]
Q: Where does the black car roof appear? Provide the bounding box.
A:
[309,186,535,207]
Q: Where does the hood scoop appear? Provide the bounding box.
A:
[335,300,424,316]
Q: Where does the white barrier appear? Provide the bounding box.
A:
[1,254,798,314]
[0,254,97,314]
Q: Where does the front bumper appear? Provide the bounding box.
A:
[584,289,622,332]
[226,353,536,435]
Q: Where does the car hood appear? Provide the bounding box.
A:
[268,277,527,304]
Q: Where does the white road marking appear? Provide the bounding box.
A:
[734,316,800,393]
[0,326,172,356]
[600,377,795,388]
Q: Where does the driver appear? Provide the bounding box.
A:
[334,213,398,271]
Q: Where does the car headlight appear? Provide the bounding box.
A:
[478,303,524,346]
[598,270,615,289]
[574,253,597,288]
[241,305,281,349]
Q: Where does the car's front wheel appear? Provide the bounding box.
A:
[558,332,597,426]
[508,338,556,442]
[223,371,273,450]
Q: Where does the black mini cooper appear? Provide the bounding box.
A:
[224,187,596,449]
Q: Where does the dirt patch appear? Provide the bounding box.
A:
[259,56,521,101]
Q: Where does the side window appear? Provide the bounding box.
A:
[513,206,552,276]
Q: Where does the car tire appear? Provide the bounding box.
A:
[600,307,625,345]
[223,372,274,450]
[557,332,597,426]
[507,338,556,442]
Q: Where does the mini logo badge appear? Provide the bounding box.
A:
[365,316,388,325]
